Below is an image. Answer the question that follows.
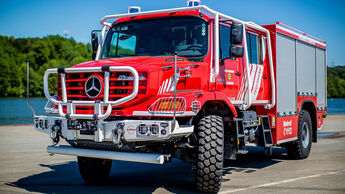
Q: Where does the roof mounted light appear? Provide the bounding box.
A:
[128,6,141,14]
[187,0,201,7]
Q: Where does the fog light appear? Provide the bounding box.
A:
[150,124,159,135]
[138,124,148,134]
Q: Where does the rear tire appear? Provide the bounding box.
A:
[285,110,312,159]
[195,115,224,193]
[77,156,112,183]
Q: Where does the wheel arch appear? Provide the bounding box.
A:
[193,99,237,127]
[197,100,236,117]
[300,100,317,142]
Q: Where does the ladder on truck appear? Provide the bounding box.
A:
[234,113,273,158]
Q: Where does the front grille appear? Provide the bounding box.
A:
[58,71,147,102]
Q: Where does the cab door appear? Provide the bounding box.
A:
[216,24,243,101]
[246,32,269,103]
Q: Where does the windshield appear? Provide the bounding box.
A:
[101,17,208,58]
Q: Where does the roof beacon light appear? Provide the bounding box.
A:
[128,6,141,14]
[187,0,201,7]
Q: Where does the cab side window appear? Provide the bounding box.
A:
[220,24,231,59]
[246,33,262,64]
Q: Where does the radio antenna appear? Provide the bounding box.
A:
[27,59,36,118]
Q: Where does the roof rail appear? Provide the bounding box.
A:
[275,21,325,43]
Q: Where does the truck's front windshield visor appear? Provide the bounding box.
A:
[101,17,208,58]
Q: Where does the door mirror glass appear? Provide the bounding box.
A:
[230,45,244,57]
[231,23,243,45]
[91,30,101,60]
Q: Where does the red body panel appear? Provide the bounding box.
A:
[275,115,298,144]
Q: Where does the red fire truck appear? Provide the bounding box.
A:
[29,1,327,192]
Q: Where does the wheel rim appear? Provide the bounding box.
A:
[301,122,310,148]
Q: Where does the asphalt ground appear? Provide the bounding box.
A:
[0,115,344,193]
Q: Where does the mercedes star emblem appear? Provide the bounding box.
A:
[85,76,102,98]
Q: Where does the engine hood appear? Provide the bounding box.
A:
[66,56,204,116]
[71,56,184,72]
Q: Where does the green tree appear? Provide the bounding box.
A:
[0,35,92,97]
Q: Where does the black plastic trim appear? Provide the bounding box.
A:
[101,65,111,72]
[58,67,65,74]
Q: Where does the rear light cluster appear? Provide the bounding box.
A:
[58,71,147,102]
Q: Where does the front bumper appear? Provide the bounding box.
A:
[47,145,170,164]
[34,115,194,143]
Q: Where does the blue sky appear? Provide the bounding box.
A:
[0,0,344,66]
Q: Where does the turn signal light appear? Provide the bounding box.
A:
[148,97,186,114]
[157,101,182,111]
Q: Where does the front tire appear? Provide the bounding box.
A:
[78,156,112,183]
[285,110,312,159]
[195,115,224,193]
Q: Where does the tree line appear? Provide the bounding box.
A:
[0,35,92,97]
[327,66,345,98]
[0,35,344,98]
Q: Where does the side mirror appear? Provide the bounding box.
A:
[231,23,243,45]
[230,45,244,57]
[91,30,101,60]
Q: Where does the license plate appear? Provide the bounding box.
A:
[67,120,98,131]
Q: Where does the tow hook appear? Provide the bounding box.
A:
[112,123,124,147]
[50,120,61,145]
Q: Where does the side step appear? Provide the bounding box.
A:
[47,145,170,165]
[259,116,273,147]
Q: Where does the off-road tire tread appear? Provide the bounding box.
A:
[78,156,112,183]
[195,115,224,193]
[285,110,312,159]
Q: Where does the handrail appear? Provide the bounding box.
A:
[95,25,108,60]
[246,21,276,110]
[44,66,139,120]
[240,22,252,110]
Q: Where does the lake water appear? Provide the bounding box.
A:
[0,97,344,125]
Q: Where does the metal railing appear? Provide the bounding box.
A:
[44,66,139,120]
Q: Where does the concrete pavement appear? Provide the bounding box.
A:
[0,115,344,193]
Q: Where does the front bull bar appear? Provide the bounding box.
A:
[43,66,139,120]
